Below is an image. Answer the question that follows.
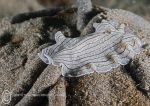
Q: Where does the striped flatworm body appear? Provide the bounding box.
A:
[38,20,142,77]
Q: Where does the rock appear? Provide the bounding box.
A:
[0,4,150,106]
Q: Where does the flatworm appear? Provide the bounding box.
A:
[38,20,142,77]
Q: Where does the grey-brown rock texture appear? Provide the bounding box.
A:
[0,2,150,106]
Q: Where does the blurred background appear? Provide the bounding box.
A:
[0,0,149,21]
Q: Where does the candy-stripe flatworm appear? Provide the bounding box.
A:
[38,20,142,77]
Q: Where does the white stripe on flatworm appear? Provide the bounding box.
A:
[38,20,142,77]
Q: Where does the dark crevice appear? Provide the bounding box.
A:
[141,43,149,49]
[68,25,80,38]
[124,61,149,97]
[22,55,28,66]
[26,87,51,106]
[11,8,64,24]
[0,31,13,47]
[85,8,104,25]
[66,77,80,106]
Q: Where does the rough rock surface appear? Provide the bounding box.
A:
[0,5,150,106]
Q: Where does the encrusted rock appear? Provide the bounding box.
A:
[0,4,150,106]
